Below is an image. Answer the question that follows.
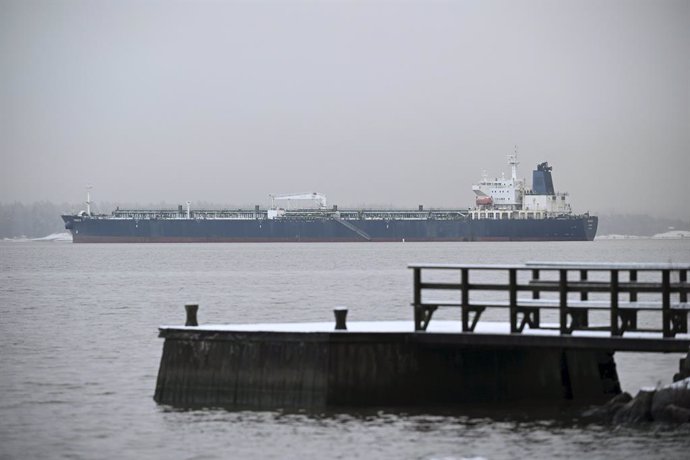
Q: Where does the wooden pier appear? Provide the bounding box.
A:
[154,262,690,409]
[410,262,689,348]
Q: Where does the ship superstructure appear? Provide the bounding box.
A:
[470,155,572,220]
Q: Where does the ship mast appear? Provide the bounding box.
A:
[508,146,519,181]
[85,185,93,216]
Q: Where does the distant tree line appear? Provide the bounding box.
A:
[0,202,687,239]
[0,202,75,238]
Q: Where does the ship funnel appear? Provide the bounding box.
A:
[532,162,555,195]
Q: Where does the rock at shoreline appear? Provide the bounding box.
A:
[582,392,632,421]
[613,389,654,423]
[651,378,690,422]
[585,377,690,424]
[656,404,690,423]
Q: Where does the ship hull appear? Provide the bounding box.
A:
[62,215,598,243]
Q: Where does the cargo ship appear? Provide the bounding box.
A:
[62,155,597,242]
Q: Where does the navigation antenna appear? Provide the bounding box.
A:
[85,185,93,216]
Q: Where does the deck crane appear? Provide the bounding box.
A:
[269,192,328,210]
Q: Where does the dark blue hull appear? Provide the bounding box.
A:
[62,215,598,242]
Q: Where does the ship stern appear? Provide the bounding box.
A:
[584,215,598,241]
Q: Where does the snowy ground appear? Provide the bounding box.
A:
[160,320,690,340]
[2,232,73,242]
[597,230,690,240]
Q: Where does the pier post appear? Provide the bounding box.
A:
[559,269,568,335]
[334,307,348,330]
[629,270,638,302]
[662,270,671,338]
[509,269,518,333]
[185,304,199,327]
[413,268,422,331]
[461,268,470,331]
[610,270,620,336]
[680,270,687,303]
[580,270,588,301]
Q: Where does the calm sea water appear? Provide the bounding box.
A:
[1,239,689,459]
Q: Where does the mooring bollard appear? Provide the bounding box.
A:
[334,306,348,330]
[185,304,199,327]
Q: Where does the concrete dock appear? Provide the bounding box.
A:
[154,262,689,409]
[153,321,634,408]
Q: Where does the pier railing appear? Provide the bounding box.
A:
[409,262,689,337]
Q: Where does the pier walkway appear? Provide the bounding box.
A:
[410,262,690,352]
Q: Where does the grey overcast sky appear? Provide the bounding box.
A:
[1,0,688,217]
